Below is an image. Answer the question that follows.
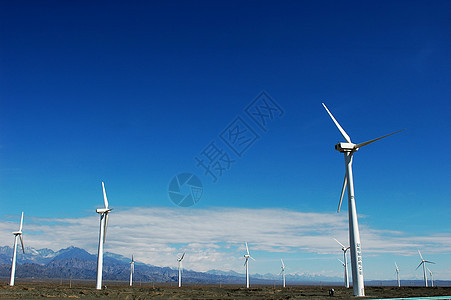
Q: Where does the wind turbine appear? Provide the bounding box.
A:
[96,181,113,290]
[337,258,348,287]
[334,238,350,288]
[322,103,404,297]
[177,253,185,287]
[431,269,435,288]
[10,212,24,287]
[129,255,135,286]
[243,242,255,288]
[280,259,286,288]
[395,262,400,287]
[416,250,434,287]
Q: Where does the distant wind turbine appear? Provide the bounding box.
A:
[395,262,400,287]
[177,253,185,288]
[96,181,113,290]
[10,212,24,287]
[280,259,286,288]
[243,242,255,288]
[428,268,434,287]
[337,259,348,288]
[334,238,350,288]
[323,103,404,297]
[129,255,135,286]
[416,250,435,287]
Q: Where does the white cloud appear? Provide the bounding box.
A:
[0,207,449,279]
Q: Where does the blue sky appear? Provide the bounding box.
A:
[1,1,450,282]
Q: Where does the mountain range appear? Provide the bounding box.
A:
[0,245,340,284]
[4,246,447,287]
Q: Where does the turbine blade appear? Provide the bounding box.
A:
[425,261,435,264]
[322,103,352,143]
[181,252,185,261]
[281,259,285,268]
[102,181,109,209]
[337,258,344,265]
[19,212,24,231]
[418,250,424,261]
[250,256,256,261]
[103,213,109,243]
[338,173,347,213]
[395,262,399,271]
[334,238,346,249]
[244,258,248,267]
[354,130,405,149]
[416,261,424,270]
[245,242,249,255]
[19,235,25,253]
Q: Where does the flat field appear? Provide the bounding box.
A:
[0,282,450,299]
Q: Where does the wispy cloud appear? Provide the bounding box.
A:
[0,207,449,277]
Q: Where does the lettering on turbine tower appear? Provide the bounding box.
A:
[356,243,363,275]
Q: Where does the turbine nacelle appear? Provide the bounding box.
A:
[335,142,358,153]
[177,253,185,262]
[280,259,286,273]
[334,238,350,253]
[96,208,112,214]
[243,242,255,261]
[12,231,22,235]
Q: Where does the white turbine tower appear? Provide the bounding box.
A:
[177,253,185,288]
[430,269,435,287]
[10,212,24,287]
[395,262,400,287]
[243,242,255,288]
[280,259,286,288]
[334,238,350,288]
[323,103,403,297]
[337,259,349,289]
[96,181,113,290]
[129,255,135,286]
[416,250,434,287]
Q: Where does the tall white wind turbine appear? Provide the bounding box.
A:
[129,255,135,286]
[334,238,350,288]
[96,181,113,290]
[416,250,434,287]
[280,259,286,288]
[428,268,434,287]
[323,103,403,297]
[243,242,255,288]
[10,212,24,287]
[395,262,400,287]
[177,253,185,287]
